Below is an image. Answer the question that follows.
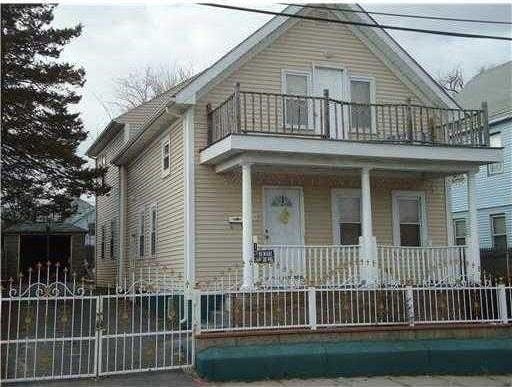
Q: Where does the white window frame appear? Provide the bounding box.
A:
[349,74,377,133]
[281,69,312,129]
[487,132,503,175]
[490,214,507,250]
[392,190,428,246]
[331,189,362,245]
[161,137,171,177]
[453,217,467,246]
[150,203,158,257]
[137,209,145,259]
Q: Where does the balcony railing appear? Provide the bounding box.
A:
[206,85,490,148]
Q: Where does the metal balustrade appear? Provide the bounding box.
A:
[206,86,489,147]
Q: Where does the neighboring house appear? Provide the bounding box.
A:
[65,198,96,262]
[451,61,512,250]
[87,4,502,288]
[1,222,88,281]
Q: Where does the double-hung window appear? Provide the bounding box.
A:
[332,189,361,245]
[161,138,171,177]
[150,204,157,257]
[350,77,374,133]
[138,210,145,259]
[283,71,310,128]
[488,133,503,175]
[491,214,507,250]
[101,224,106,260]
[392,191,427,247]
[110,218,116,259]
[453,218,467,246]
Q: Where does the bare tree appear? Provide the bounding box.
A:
[437,66,464,95]
[113,63,193,112]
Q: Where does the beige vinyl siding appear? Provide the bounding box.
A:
[125,119,185,277]
[193,15,448,283]
[95,131,125,286]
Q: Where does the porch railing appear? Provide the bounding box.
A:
[378,245,467,285]
[206,86,489,147]
[255,245,361,288]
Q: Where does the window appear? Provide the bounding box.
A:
[283,71,310,127]
[350,78,373,132]
[101,224,106,260]
[392,191,426,247]
[161,138,170,177]
[138,210,145,258]
[491,214,507,250]
[110,219,116,259]
[150,205,157,256]
[88,222,95,236]
[99,155,107,187]
[453,218,467,246]
[332,190,361,245]
[488,133,503,175]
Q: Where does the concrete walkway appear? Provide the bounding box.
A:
[22,371,512,387]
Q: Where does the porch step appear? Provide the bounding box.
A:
[196,337,512,381]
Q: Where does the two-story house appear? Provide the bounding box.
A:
[451,62,511,251]
[87,4,502,289]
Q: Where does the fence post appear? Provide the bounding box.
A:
[234,82,241,133]
[94,296,104,377]
[323,89,330,138]
[192,289,202,335]
[406,97,413,142]
[206,103,213,145]
[481,101,489,146]
[406,286,415,326]
[308,287,317,330]
[497,284,508,324]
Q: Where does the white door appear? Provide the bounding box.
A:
[314,67,345,139]
[264,187,303,245]
[263,187,304,285]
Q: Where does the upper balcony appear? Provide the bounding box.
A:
[207,86,490,148]
[201,85,501,175]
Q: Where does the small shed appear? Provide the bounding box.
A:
[2,222,88,280]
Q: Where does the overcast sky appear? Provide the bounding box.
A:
[52,3,512,157]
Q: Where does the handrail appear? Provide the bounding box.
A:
[206,87,489,148]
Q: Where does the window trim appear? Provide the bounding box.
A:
[161,137,171,177]
[487,132,503,175]
[281,69,313,129]
[137,208,145,259]
[490,213,507,250]
[453,217,467,246]
[331,188,362,245]
[349,74,377,133]
[392,190,428,246]
[149,203,158,257]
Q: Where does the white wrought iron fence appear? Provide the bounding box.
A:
[197,284,512,334]
[1,262,193,384]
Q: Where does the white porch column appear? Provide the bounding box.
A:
[467,170,481,284]
[241,163,254,289]
[360,167,378,285]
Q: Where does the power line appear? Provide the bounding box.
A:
[200,3,512,41]
[281,3,512,25]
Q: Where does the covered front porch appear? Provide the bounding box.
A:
[200,136,500,288]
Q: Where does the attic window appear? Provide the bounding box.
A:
[161,137,170,177]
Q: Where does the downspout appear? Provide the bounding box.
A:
[118,165,127,286]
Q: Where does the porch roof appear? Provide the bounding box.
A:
[200,134,503,175]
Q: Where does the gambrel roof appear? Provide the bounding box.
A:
[87,3,458,158]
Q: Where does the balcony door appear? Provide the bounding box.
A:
[313,66,346,139]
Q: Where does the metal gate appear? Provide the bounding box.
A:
[1,264,193,384]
